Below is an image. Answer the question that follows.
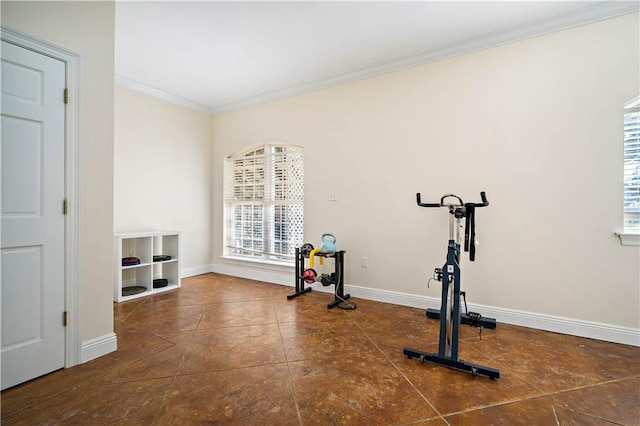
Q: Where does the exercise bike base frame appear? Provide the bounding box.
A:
[402,347,500,380]
[426,308,497,329]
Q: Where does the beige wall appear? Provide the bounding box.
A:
[212,13,640,329]
[1,1,115,342]
[114,86,212,271]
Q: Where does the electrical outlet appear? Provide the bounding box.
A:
[329,191,338,201]
[361,256,368,268]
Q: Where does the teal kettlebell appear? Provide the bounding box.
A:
[321,233,336,253]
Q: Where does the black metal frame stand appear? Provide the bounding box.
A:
[287,247,351,309]
[288,246,313,299]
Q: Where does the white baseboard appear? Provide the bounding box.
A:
[344,284,440,310]
[344,284,640,347]
[207,264,639,347]
[181,264,214,278]
[81,332,117,363]
[472,303,640,347]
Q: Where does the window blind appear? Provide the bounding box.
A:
[224,144,304,262]
[624,106,640,230]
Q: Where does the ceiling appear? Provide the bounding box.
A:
[115,1,639,115]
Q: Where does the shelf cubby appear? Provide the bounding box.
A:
[114,230,181,302]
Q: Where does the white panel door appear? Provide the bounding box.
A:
[1,41,66,390]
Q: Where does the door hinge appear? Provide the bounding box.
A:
[63,311,68,327]
[63,199,68,215]
[63,88,68,104]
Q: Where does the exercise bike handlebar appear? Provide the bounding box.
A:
[476,191,489,208]
[416,192,489,208]
[415,193,440,207]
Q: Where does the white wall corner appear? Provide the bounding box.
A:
[81,332,117,363]
[181,264,214,279]
[115,74,214,115]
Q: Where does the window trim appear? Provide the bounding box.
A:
[615,232,640,246]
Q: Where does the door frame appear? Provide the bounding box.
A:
[1,26,82,368]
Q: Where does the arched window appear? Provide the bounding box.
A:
[624,97,640,231]
[224,143,304,263]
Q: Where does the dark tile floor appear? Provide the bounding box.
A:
[2,273,639,425]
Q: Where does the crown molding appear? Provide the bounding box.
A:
[117,2,639,116]
[115,74,215,114]
[210,2,639,115]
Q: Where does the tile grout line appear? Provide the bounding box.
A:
[159,327,197,385]
[553,404,627,426]
[439,374,640,422]
[117,296,151,321]
[150,376,177,424]
[544,374,640,398]
[0,384,77,422]
[456,326,626,424]
[284,358,304,426]
[552,405,561,426]
[346,314,449,425]
[274,300,304,426]
[434,354,550,420]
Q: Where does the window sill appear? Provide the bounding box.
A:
[615,232,640,246]
[220,255,294,269]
